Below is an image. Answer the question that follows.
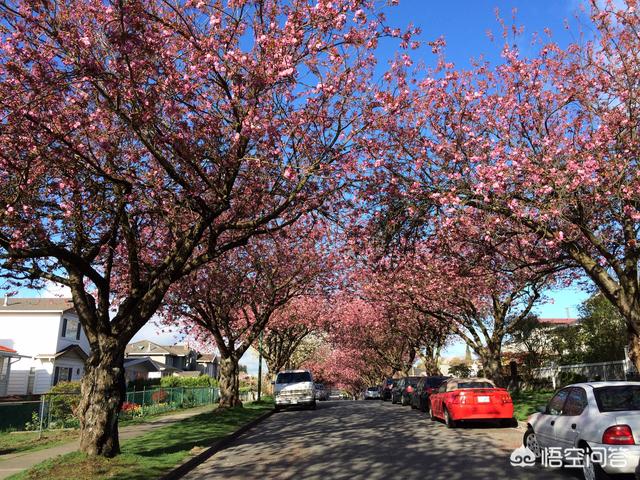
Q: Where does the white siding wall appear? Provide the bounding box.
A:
[56,312,91,355]
[1,312,60,395]
[0,311,90,395]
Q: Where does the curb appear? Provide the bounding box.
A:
[159,408,275,480]
[516,420,528,431]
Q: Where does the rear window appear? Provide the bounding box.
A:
[425,377,447,387]
[594,386,640,412]
[457,381,495,389]
[406,377,420,386]
[277,372,312,384]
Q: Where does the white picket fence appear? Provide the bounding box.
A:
[532,359,637,389]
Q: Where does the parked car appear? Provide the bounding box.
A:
[381,378,395,401]
[274,369,316,411]
[525,381,640,480]
[411,376,448,411]
[315,383,329,401]
[392,376,421,406]
[364,386,381,400]
[429,377,513,427]
[329,389,343,400]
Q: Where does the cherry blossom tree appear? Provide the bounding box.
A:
[256,295,327,378]
[0,0,414,455]
[369,1,640,370]
[163,225,333,407]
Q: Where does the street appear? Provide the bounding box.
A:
[183,400,582,480]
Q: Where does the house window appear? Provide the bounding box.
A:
[61,318,81,340]
[53,366,73,385]
[27,367,36,394]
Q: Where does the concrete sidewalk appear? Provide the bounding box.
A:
[0,404,218,480]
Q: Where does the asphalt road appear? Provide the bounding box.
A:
[183,400,583,480]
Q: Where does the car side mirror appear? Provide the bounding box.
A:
[536,405,547,414]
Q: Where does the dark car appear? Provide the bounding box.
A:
[410,376,449,411]
[391,376,421,405]
[380,378,395,401]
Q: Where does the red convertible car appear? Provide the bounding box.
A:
[428,377,514,428]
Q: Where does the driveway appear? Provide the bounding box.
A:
[183,400,584,480]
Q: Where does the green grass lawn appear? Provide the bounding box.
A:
[8,400,273,480]
[511,390,555,421]
[0,430,78,457]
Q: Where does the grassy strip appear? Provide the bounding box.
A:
[511,390,555,421]
[0,430,78,457]
[8,400,273,480]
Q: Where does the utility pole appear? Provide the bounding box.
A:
[257,332,263,401]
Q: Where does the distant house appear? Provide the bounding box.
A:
[125,340,198,372]
[196,353,219,379]
[123,357,181,383]
[0,297,91,395]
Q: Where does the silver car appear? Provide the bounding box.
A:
[364,386,381,400]
[524,381,640,480]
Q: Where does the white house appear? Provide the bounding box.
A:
[0,297,90,395]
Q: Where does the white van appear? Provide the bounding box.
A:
[274,369,316,411]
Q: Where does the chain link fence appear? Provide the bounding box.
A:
[0,386,220,433]
[532,359,638,389]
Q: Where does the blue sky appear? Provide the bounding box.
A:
[379,0,587,71]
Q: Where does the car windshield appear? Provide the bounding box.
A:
[277,372,312,384]
[594,385,640,412]
[457,381,495,389]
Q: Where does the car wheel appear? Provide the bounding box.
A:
[582,444,611,480]
[410,398,417,409]
[309,401,317,411]
[274,405,281,412]
[523,428,541,461]
[444,407,456,428]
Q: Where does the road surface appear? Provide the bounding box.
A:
[182,400,590,480]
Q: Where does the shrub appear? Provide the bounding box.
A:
[159,376,218,388]
[126,378,161,391]
[558,371,588,387]
[48,381,81,428]
[151,389,168,403]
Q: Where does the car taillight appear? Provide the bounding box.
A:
[603,425,635,445]
[501,393,513,404]
[406,386,414,393]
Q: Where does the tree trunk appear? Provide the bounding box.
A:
[219,355,242,408]
[627,324,640,375]
[480,348,505,387]
[77,342,125,457]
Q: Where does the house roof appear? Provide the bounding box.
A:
[36,344,88,361]
[539,317,578,326]
[125,340,192,357]
[197,354,218,363]
[0,297,75,313]
[0,345,22,358]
